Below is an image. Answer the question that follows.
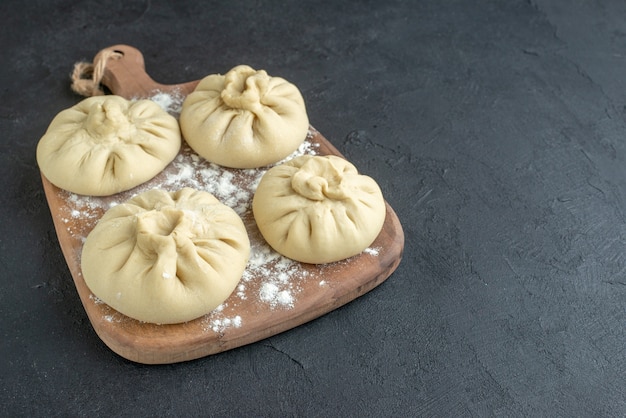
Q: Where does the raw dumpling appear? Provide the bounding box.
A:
[179,65,309,169]
[252,155,386,264]
[37,95,181,196]
[81,188,250,324]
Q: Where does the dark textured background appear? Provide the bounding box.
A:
[2,0,625,416]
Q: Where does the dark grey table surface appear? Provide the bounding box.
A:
[2,0,625,416]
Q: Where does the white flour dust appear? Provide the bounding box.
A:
[202,304,243,333]
[363,247,380,256]
[141,90,185,116]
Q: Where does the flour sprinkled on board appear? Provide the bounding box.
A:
[145,90,185,116]
[89,294,105,305]
[260,283,295,307]
[363,247,381,256]
[201,303,244,333]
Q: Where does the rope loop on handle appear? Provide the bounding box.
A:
[70,49,122,97]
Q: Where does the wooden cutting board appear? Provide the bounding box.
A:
[41,44,404,364]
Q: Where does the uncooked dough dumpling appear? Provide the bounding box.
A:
[179,65,309,169]
[37,95,181,196]
[81,188,250,324]
[253,155,386,264]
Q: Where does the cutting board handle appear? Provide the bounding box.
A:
[92,44,199,99]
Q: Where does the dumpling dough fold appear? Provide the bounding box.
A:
[253,155,386,264]
[37,95,181,196]
[81,188,250,324]
[179,65,309,168]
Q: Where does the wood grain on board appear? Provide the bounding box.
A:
[41,45,404,364]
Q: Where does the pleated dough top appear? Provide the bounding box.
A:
[253,155,386,264]
[37,95,181,196]
[179,65,309,169]
[81,188,250,324]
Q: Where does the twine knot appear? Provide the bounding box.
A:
[70,49,122,96]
